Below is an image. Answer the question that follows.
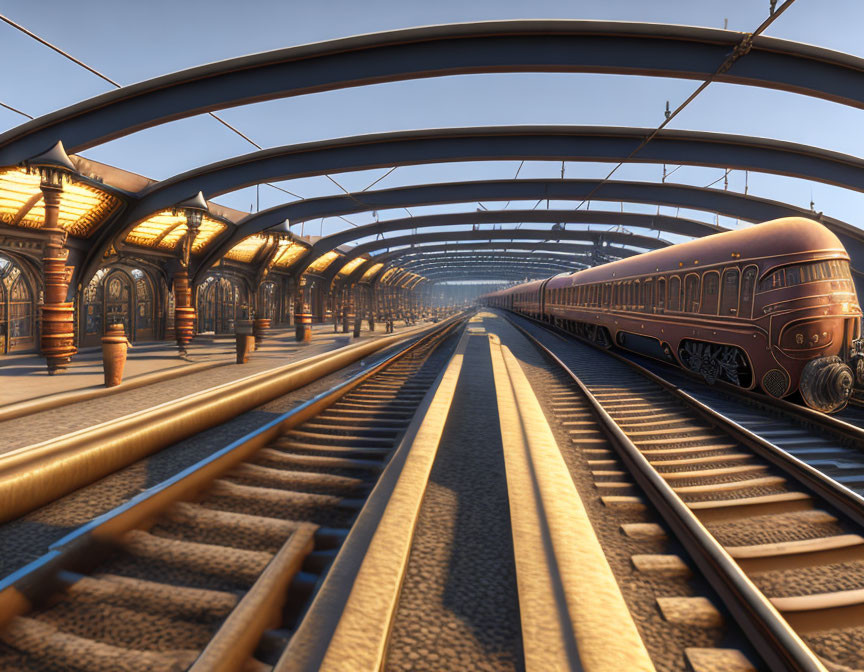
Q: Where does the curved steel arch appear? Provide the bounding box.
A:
[345,241,600,280]
[4,20,864,163]
[350,247,590,284]
[128,126,864,224]
[97,126,864,286]
[338,235,641,283]
[398,260,576,275]
[385,251,583,271]
[391,259,578,278]
[287,208,691,274]
[375,248,589,268]
[191,177,864,282]
[327,228,641,282]
[412,268,559,283]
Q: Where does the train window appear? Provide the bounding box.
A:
[741,266,757,318]
[720,269,740,315]
[758,269,785,291]
[684,274,700,312]
[642,280,654,313]
[668,276,680,311]
[786,259,853,286]
[603,283,611,307]
[701,272,720,315]
[656,278,666,311]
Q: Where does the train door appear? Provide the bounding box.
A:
[740,266,758,319]
[720,268,740,316]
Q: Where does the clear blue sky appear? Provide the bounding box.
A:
[2,0,864,246]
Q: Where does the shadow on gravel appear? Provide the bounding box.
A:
[431,335,525,669]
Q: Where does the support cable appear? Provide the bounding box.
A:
[0,11,368,212]
[572,0,796,212]
[0,100,33,120]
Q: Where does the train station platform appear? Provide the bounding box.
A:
[0,320,420,452]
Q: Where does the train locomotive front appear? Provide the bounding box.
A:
[482,217,864,413]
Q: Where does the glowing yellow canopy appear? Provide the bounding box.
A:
[124,211,226,253]
[0,168,120,238]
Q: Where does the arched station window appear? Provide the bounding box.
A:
[83,266,158,345]
[259,281,280,320]
[132,269,155,341]
[0,254,36,353]
[105,271,133,335]
[197,274,248,335]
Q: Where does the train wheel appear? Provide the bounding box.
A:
[799,356,854,413]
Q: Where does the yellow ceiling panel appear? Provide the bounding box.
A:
[124,211,226,253]
[225,234,270,263]
[0,168,120,238]
[359,262,384,283]
[272,240,308,268]
[337,256,367,277]
[306,250,341,273]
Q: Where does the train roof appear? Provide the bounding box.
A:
[546,217,847,289]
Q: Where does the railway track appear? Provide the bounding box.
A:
[516,314,864,496]
[507,311,864,671]
[0,315,464,672]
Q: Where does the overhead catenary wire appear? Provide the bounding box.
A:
[0,11,365,212]
[571,0,797,212]
[0,100,33,119]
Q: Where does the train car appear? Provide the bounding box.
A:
[482,217,864,413]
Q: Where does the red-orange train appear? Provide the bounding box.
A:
[482,217,864,413]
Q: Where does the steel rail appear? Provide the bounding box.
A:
[0,319,445,524]
[0,313,465,669]
[508,316,827,672]
[521,312,864,452]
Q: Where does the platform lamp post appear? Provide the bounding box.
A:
[172,192,208,356]
[24,142,78,374]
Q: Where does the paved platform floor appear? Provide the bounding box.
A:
[0,321,418,451]
[0,322,407,407]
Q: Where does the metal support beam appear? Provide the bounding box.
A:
[5,20,864,162]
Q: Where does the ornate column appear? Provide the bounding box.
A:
[24,143,77,374]
[367,286,375,332]
[40,183,76,374]
[172,193,207,355]
[341,286,352,333]
[352,286,362,338]
[294,274,311,342]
